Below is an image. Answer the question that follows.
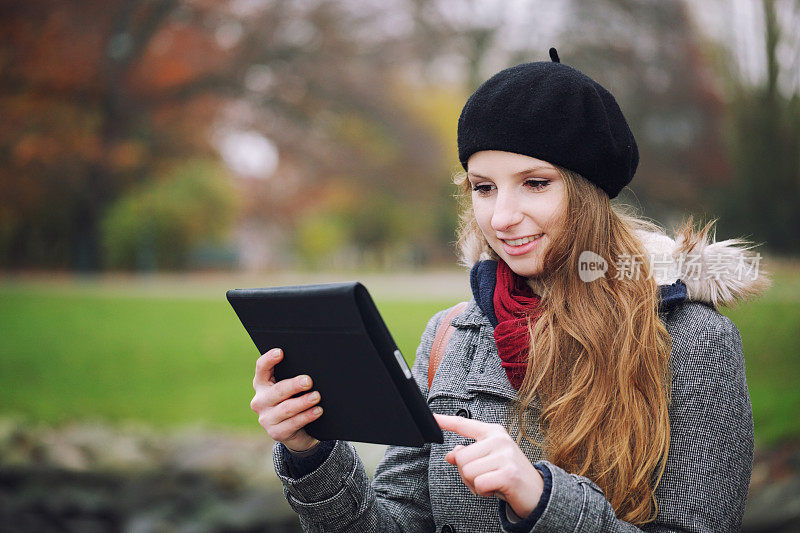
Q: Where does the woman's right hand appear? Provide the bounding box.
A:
[250,347,323,452]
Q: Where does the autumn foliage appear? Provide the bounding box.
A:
[0,0,235,269]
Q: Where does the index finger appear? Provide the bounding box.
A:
[253,348,283,386]
[433,413,498,440]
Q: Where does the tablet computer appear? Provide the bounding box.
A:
[226,282,443,447]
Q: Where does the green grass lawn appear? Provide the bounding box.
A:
[1,267,798,447]
[723,261,800,447]
[0,283,459,432]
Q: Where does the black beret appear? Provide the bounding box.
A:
[457,48,638,199]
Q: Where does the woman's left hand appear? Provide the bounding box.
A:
[434,413,544,520]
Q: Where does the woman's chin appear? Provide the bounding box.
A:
[500,255,544,279]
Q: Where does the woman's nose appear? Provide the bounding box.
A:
[491,190,523,231]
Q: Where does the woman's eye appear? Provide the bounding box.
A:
[525,179,550,190]
[472,184,493,194]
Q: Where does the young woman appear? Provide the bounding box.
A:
[250,49,768,532]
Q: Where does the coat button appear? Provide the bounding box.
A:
[441,525,455,533]
[455,408,471,419]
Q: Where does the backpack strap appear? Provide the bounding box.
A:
[428,301,469,391]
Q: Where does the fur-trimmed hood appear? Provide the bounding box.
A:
[635,223,771,309]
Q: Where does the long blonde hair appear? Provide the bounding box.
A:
[453,167,672,525]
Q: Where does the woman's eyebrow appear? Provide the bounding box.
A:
[468,167,556,179]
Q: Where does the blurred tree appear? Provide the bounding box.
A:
[0,0,457,270]
[708,0,800,253]
[0,0,233,270]
[225,0,458,267]
[294,209,350,270]
[101,159,237,270]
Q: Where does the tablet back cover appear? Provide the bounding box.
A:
[227,282,443,447]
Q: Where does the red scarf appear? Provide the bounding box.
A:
[492,260,542,389]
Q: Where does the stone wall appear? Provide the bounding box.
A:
[1,420,797,532]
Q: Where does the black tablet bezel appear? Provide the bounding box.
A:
[227,282,443,447]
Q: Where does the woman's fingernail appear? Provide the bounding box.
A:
[308,391,320,403]
[313,406,323,415]
[300,376,311,387]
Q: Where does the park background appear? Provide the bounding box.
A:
[1,0,799,531]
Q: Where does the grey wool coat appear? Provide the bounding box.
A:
[272,229,765,532]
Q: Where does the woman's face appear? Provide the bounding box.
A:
[467,150,567,279]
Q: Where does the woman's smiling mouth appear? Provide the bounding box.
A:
[500,234,544,255]
[501,234,543,246]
